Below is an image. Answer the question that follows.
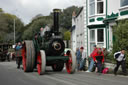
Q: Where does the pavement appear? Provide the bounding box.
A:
[0,61,128,85]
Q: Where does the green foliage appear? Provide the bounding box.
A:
[105,52,115,63]
[64,31,71,40]
[22,16,52,40]
[0,6,81,43]
[49,6,80,30]
[0,8,24,43]
[59,6,81,30]
[22,6,80,40]
[0,8,3,12]
[112,20,128,66]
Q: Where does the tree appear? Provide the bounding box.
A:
[112,20,128,66]
[0,8,3,13]
[22,16,52,40]
[64,31,71,48]
[0,8,24,43]
[49,6,80,30]
[64,31,71,40]
[59,6,80,30]
[22,6,81,40]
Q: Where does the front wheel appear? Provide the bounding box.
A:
[66,50,76,74]
[37,50,46,75]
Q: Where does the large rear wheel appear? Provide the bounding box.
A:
[22,41,35,72]
[66,50,76,74]
[37,50,46,75]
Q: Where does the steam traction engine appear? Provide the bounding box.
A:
[22,9,76,75]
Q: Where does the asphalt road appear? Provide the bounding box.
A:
[0,61,128,85]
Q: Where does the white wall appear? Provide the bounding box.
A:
[83,1,88,54]
[71,7,87,53]
[71,16,76,52]
[71,29,76,52]
[107,0,120,15]
[75,9,85,49]
[119,6,128,19]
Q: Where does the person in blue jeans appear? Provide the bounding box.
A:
[86,45,98,72]
[79,47,86,71]
[76,48,81,71]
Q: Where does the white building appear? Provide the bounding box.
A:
[71,6,88,53]
[71,0,128,56]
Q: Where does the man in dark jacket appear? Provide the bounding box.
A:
[114,49,127,76]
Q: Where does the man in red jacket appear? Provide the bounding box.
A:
[93,49,104,73]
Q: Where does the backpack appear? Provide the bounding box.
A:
[102,68,109,74]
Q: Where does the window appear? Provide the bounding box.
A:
[89,0,95,15]
[97,0,104,14]
[90,0,104,15]
[90,30,96,53]
[121,0,128,7]
[97,29,104,42]
[89,28,105,55]
[90,43,95,53]
[80,15,82,18]
[97,29,104,48]
[90,30,95,42]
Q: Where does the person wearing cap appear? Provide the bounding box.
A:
[86,45,98,72]
[79,47,86,71]
[114,49,127,76]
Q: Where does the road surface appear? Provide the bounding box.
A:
[0,61,128,85]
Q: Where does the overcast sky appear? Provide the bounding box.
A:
[0,0,83,24]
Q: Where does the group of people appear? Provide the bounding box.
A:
[76,45,127,76]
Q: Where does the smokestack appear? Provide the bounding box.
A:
[53,9,60,35]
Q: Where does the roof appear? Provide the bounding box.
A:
[76,7,83,18]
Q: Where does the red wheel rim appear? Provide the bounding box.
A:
[22,46,26,71]
[37,53,42,75]
[66,55,72,74]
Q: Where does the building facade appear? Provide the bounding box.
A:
[71,0,128,56]
[87,0,107,55]
[71,7,88,53]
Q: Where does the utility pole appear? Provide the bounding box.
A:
[14,18,15,45]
